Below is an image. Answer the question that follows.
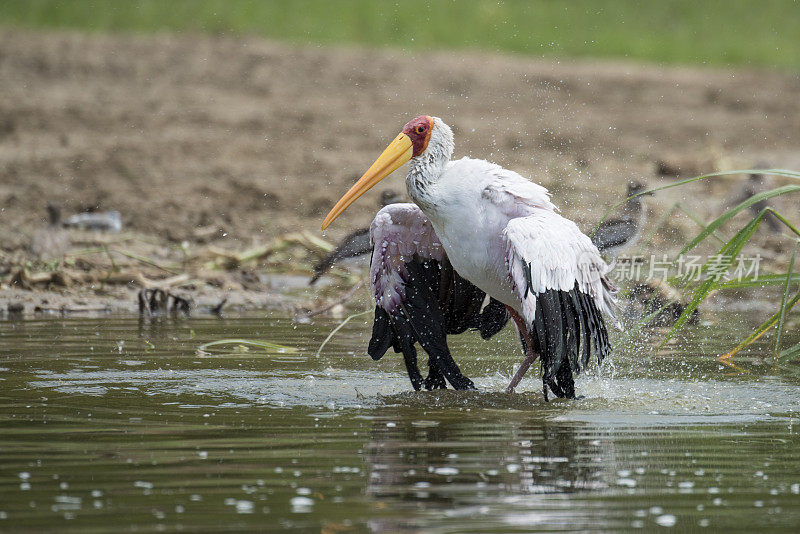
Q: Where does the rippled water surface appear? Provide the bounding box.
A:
[1,312,799,532]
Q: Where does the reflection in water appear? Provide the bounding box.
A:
[0,313,799,531]
[363,403,622,532]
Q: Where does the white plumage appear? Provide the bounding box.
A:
[504,212,618,325]
[402,120,616,327]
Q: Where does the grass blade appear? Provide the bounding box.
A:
[716,273,800,290]
[637,201,679,253]
[612,296,685,352]
[590,169,800,236]
[315,309,372,357]
[773,244,798,357]
[679,185,800,255]
[781,340,800,360]
[768,210,800,238]
[676,203,728,245]
[659,209,766,347]
[197,339,298,353]
[719,291,800,361]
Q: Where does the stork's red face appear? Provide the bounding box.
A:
[402,115,434,157]
[322,115,435,230]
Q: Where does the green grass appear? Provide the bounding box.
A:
[598,169,800,364]
[1,0,799,69]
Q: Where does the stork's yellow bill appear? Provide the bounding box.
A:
[322,116,434,230]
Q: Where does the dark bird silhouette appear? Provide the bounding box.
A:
[30,203,69,260]
[310,190,403,284]
[737,172,781,233]
[591,182,652,257]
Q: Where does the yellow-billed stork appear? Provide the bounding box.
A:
[322,116,619,399]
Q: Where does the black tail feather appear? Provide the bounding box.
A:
[528,283,610,399]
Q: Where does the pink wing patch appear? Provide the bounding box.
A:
[370,204,446,313]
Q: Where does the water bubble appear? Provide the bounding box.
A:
[235,500,254,514]
[655,514,676,527]
[290,496,314,512]
[434,467,459,476]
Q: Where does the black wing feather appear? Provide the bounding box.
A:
[368,307,394,361]
[368,255,510,391]
[310,228,372,284]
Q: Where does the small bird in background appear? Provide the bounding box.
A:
[310,190,404,284]
[736,171,781,233]
[30,202,70,260]
[591,182,652,257]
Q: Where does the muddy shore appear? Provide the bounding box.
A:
[1,29,798,315]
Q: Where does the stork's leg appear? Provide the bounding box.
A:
[399,339,424,391]
[423,356,448,390]
[505,306,540,394]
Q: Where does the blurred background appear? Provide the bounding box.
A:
[0,0,798,308]
[4,5,800,533]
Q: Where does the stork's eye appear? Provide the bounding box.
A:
[416,126,425,134]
